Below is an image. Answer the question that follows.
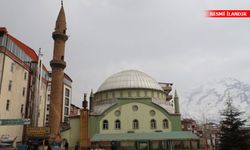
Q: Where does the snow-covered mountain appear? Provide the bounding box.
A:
[180,78,250,124]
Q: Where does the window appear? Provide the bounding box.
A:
[120,91,123,97]
[136,90,140,97]
[115,120,121,129]
[24,72,27,80]
[65,98,69,106]
[47,95,51,101]
[128,90,131,97]
[47,85,51,91]
[64,107,69,115]
[21,104,24,114]
[163,119,169,129]
[47,104,50,111]
[144,91,148,97]
[103,120,109,130]
[22,87,26,96]
[6,100,10,110]
[65,88,70,97]
[132,105,138,111]
[133,119,139,129]
[8,80,12,91]
[150,110,156,116]
[151,119,157,129]
[114,110,121,117]
[10,63,14,72]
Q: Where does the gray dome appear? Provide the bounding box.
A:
[97,70,163,92]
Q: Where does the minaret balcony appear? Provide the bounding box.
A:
[52,31,68,41]
[50,60,66,69]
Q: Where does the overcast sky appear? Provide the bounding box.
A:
[1,0,250,106]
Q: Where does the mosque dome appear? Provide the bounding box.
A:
[97,70,163,92]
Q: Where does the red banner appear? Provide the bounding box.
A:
[207,10,250,18]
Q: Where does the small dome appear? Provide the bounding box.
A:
[97,70,163,92]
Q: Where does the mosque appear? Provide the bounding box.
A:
[47,2,199,150]
[62,70,199,150]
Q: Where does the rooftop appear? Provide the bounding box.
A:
[97,70,163,92]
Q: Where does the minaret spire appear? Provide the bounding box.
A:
[61,0,63,6]
[174,90,180,114]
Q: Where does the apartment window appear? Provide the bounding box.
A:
[10,63,14,72]
[103,120,109,130]
[65,88,70,97]
[163,119,169,129]
[21,104,24,114]
[133,119,139,129]
[24,72,27,80]
[64,107,69,115]
[65,98,69,106]
[151,119,157,129]
[47,85,51,91]
[47,104,50,111]
[6,100,10,111]
[47,95,51,101]
[22,87,26,96]
[115,120,121,129]
[8,80,12,91]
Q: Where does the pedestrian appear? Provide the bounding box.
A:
[64,141,69,150]
[47,144,52,150]
[74,142,79,150]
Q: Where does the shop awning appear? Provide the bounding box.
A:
[91,131,199,142]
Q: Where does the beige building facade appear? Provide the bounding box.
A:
[0,27,49,143]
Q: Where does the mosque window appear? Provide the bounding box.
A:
[144,90,148,97]
[128,90,131,97]
[151,91,154,97]
[133,119,139,129]
[115,110,121,117]
[136,90,140,97]
[120,91,123,98]
[115,120,121,129]
[132,105,138,111]
[150,110,156,116]
[105,93,108,99]
[151,119,157,129]
[163,119,169,129]
[103,120,109,130]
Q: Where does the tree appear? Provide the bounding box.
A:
[218,97,249,150]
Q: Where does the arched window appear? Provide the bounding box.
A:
[163,119,169,129]
[151,119,156,129]
[115,120,121,129]
[133,119,139,129]
[103,120,109,130]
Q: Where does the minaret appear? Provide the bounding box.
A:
[174,90,180,114]
[49,2,68,141]
[80,93,90,149]
[89,89,94,112]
